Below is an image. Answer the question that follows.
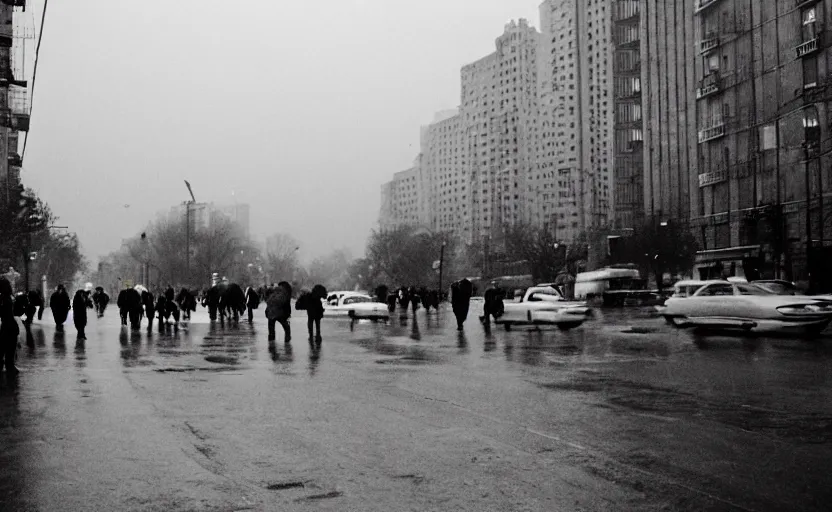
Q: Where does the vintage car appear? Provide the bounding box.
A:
[655,280,707,316]
[496,286,590,331]
[661,280,832,335]
[324,292,389,321]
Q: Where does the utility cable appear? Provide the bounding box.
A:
[21,0,49,161]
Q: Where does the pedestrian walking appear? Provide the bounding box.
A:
[480,282,505,327]
[142,290,156,330]
[0,277,20,375]
[266,281,292,343]
[50,284,71,332]
[245,286,260,323]
[92,287,109,318]
[305,284,327,344]
[451,278,473,331]
[72,290,88,341]
[408,286,421,316]
[176,288,196,320]
[116,285,142,329]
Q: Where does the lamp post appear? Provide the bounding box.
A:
[183,180,197,284]
[438,241,447,294]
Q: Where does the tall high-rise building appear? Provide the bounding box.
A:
[539,0,614,243]
[461,19,541,244]
[378,157,429,231]
[612,0,644,230]
[422,110,468,235]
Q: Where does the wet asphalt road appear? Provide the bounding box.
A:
[1,304,832,511]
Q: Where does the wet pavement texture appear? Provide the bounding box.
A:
[1,305,832,511]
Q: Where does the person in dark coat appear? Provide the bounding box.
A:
[451,279,473,331]
[22,289,44,326]
[408,286,421,316]
[481,283,505,327]
[72,290,88,341]
[266,281,292,342]
[164,287,180,327]
[142,290,156,330]
[221,283,245,323]
[116,286,142,329]
[176,288,196,320]
[374,285,389,306]
[306,284,327,343]
[0,278,20,374]
[92,287,109,318]
[50,284,71,332]
[245,286,260,324]
[203,285,221,321]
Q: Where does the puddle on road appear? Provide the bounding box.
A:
[542,374,832,444]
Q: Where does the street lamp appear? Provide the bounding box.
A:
[438,240,447,294]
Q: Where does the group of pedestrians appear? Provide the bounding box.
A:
[0,280,101,375]
[117,285,197,331]
[261,281,328,344]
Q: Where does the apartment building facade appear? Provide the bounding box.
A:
[0,1,30,208]
[539,0,614,243]
[459,19,541,245]
[612,0,644,230]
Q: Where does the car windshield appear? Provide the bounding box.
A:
[343,296,372,305]
[755,282,796,295]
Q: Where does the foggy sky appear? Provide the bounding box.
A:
[22,0,542,264]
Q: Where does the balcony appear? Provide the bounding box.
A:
[696,73,721,100]
[7,152,21,168]
[0,88,30,131]
[698,120,726,143]
[699,34,720,55]
[796,37,820,58]
[695,0,722,14]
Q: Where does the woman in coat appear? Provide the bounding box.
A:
[0,278,20,374]
[451,279,473,331]
[306,284,327,344]
[266,281,292,343]
[50,284,71,332]
[72,290,88,340]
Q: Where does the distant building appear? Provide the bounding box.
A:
[169,202,250,239]
[215,203,251,240]
[380,159,430,231]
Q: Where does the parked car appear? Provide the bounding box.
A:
[661,280,832,335]
[496,286,590,331]
[325,292,389,321]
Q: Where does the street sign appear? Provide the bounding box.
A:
[432,260,441,270]
[124,280,133,288]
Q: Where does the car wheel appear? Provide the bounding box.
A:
[348,310,356,319]
[557,322,581,331]
[503,322,512,331]
[662,315,675,325]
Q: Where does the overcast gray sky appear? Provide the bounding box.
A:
[22,0,542,264]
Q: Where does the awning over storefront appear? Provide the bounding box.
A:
[695,245,761,264]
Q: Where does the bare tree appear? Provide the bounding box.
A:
[265,233,300,283]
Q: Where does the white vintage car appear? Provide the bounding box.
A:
[661,280,832,335]
[496,286,590,331]
[324,292,389,321]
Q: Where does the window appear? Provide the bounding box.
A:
[698,283,734,296]
[804,55,818,88]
